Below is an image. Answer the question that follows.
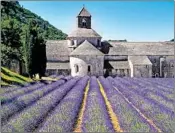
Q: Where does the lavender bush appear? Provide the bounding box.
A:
[1,77,80,132]
[81,76,114,132]
[99,76,157,132]
[1,79,66,126]
[115,77,174,110]
[131,78,174,94]
[38,76,89,132]
[0,82,45,104]
[109,77,175,132]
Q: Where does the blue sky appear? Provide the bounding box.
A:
[19,1,174,41]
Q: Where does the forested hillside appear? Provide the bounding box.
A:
[1,1,67,40]
[1,1,67,75]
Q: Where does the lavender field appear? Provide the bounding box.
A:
[1,76,174,132]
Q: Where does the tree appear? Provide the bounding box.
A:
[1,17,23,73]
[1,1,65,76]
[1,1,18,19]
[26,19,46,79]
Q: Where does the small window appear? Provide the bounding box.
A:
[82,22,86,27]
[88,65,91,72]
[97,40,100,46]
[170,61,174,68]
[82,18,86,27]
[153,59,156,63]
[75,64,79,73]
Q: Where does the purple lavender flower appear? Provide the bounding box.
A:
[0,82,45,104]
[1,77,80,132]
[99,76,157,132]
[109,77,175,132]
[38,76,89,132]
[1,79,66,126]
[81,76,114,132]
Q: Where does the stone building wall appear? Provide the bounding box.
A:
[71,37,101,47]
[70,55,104,77]
[104,69,130,77]
[104,55,128,61]
[46,69,70,76]
[132,65,152,78]
[128,56,152,78]
[148,55,174,77]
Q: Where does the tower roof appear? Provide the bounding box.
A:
[70,40,104,56]
[77,7,91,17]
[68,28,101,38]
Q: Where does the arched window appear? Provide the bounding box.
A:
[82,18,86,27]
[170,61,174,68]
[88,65,91,72]
[74,64,79,73]
[153,58,156,63]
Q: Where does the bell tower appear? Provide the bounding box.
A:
[77,6,91,29]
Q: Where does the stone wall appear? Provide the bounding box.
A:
[72,37,101,47]
[70,55,104,77]
[132,65,152,78]
[148,55,174,77]
[46,69,70,76]
[104,69,130,77]
[104,55,128,61]
[128,56,152,78]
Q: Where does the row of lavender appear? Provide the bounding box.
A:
[108,77,174,132]
[0,75,64,95]
[37,76,174,132]
[1,76,114,132]
[1,76,174,132]
[1,75,74,129]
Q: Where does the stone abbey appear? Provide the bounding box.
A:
[46,7,174,78]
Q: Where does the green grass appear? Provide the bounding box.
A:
[1,81,9,86]
[0,67,58,88]
[1,67,33,87]
[1,67,33,82]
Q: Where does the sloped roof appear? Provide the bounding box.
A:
[68,28,101,38]
[109,61,130,69]
[70,40,104,56]
[108,42,174,55]
[46,62,70,70]
[46,40,70,61]
[78,7,91,17]
[128,56,152,65]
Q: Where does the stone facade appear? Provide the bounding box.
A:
[70,55,104,77]
[148,55,174,78]
[46,7,174,78]
[68,37,101,48]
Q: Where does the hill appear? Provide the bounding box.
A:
[1,1,67,40]
[1,1,67,74]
